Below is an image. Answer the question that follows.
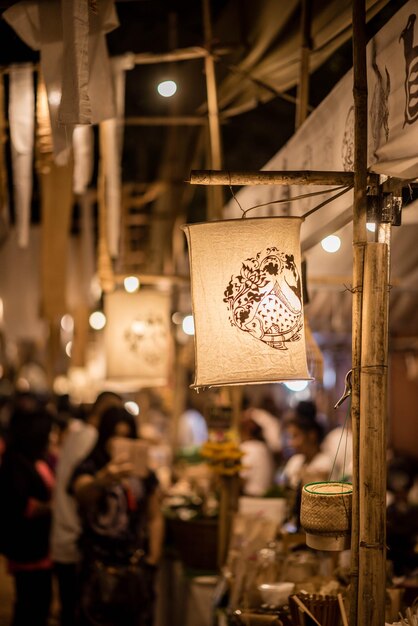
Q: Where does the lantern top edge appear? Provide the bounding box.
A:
[180,215,305,232]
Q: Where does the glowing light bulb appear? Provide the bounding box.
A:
[366,222,376,233]
[124,276,140,293]
[182,315,195,336]
[89,311,106,330]
[60,314,74,333]
[125,401,140,416]
[283,380,309,391]
[157,80,177,97]
[321,235,341,253]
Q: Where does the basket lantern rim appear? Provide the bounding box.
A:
[303,481,353,496]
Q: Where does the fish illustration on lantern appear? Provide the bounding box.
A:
[400,13,418,127]
[223,247,303,350]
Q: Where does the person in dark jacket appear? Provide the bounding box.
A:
[0,396,54,626]
[69,406,164,626]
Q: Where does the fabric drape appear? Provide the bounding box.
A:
[4,0,119,165]
[9,64,34,249]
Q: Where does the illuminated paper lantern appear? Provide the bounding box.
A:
[182,217,311,388]
[104,289,171,387]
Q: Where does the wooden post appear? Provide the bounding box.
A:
[350,1,368,624]
[295,0,312,130]
[358,244,389,626]
[218,474,240,568]
[202,0,224,220]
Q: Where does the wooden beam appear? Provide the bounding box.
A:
[190,169,365,186]
[132,45,233,65]
[203,0,224,220]
[114,273,188,286]
[295,0,312,130]
[124,116,209,126]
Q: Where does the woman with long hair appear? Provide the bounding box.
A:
[69,405,164,626]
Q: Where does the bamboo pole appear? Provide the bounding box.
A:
[132,45,234,65]
[190,169,380,187]
[295,0,312,130]
[123,116,209,126]
[358,243,389,626]
[202,0,224,220]
[350,0,368,623]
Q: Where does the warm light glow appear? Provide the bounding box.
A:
[125,401,140,416]
[60,314,74,333]
[89,311,106,330]
[131,320,145,336]
[284,380,309,391]
[367,222,376,233]
[65,341,72,358]
[182,315,195,336]
[53,375,70,395]
[48,89,61,106]
[16,377,30,391]
[321,235,341,253]
[171,312,183,325]
[124,276,140,293]
[157,80,177,97]
[90,275,103,301]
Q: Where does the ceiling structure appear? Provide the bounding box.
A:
[0,0,416,357]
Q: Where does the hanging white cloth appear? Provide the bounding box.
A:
[4,0,119,165]
[8,64,34,249]
[100,54,135,258]
[59,0,91,125]
[72,125,94,195]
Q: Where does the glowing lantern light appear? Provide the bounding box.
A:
[104,290,172,387]
[124,276,140,293]
[321,235,341,253]
[284,380,309,392]
[89,311,106,330]
[182,315,195,336]
[182,217,311,388]
[157,80,177,97]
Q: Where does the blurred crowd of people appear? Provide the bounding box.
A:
[0,387,417,626]
[0,390,164,626]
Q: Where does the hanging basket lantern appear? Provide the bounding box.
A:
[182,217,311,388]
[104,289,172,388]
[300,481,353,551]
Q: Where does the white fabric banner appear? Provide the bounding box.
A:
[8,64,34,249]
[100,54,135,258]
[72,125,94,195]
[104,290,172,387]
[183,217,310,388]
[4,0,119,165]
[225,0,418,228]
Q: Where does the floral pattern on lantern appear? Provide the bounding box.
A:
[182,216,311,388]
[223,247,303,350]
[104,289,171,387]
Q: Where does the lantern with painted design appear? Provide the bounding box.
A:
[182,217,311,388]
[104,289,172,388]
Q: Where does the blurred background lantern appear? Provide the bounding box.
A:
[104,289,172,388]
[182,217,311,388]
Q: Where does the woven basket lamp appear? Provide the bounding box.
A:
[300,481,353,551]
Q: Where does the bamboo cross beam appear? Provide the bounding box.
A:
[189,169,379,187]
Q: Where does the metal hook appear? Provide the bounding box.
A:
[334,369,353,409]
